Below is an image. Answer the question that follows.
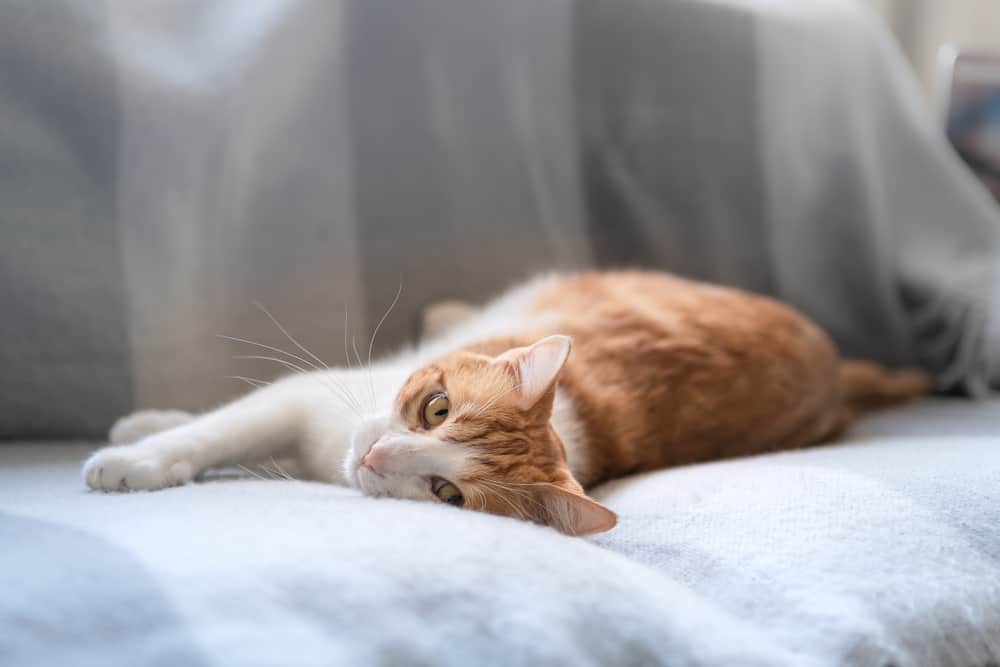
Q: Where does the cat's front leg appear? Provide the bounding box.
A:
[83,376,316,492]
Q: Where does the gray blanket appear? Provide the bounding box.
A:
[3,399,1000,667]
[1,0,998,439]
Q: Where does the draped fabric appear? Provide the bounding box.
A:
[1,0,997,438]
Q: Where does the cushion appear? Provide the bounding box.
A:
[3,398,998,665]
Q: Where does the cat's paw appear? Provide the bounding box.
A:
[83,444,195,492]
[109,409,194,444]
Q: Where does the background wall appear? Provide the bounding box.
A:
[864,0,1000,112]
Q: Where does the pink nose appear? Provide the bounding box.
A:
[361,445,387,476]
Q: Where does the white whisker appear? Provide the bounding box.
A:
[247,302,365,414]
[226,375,271,389]
[269,457,296,481]
[222,335,364,410]
[258,462,283,480]
[236,354,363,417]
[477,480,532,518]
[217,334,322,373]
[235,354,313,376]
[237,464,269,481]
[343,308,354,371]
[366,281,403,411]
[473,383,523,417]
[350,335,371,409]
[254,301,330,371]
[477,479,548,517]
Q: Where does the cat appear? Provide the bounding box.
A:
[82,271,929,535]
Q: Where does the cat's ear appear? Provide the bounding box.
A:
[493,335,572,410]
[531,479,618,536]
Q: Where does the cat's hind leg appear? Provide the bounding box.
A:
[109,410,194,444]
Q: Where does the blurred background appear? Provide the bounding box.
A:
[1,0,997,440]
[865,1,1000,200]
[866,0,1000,109]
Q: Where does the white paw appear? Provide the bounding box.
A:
[83,443,195,492]
[109,409,194,444]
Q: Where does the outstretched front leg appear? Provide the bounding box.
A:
[83,376,319,492]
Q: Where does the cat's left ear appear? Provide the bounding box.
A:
[493,335,572,410]
[531,478,618,536]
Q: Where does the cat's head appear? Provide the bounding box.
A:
[345,335,617,536]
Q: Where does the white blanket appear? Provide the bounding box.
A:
[2,398,999,666]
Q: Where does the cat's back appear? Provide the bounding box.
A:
[531,270,843,482]
[534,270,824,346]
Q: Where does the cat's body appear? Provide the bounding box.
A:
[84,271,928,535]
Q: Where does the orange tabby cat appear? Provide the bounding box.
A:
[84,271,929,536]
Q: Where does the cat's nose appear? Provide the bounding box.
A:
[361,445,387,476]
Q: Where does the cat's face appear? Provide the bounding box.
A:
[345,335,617,535]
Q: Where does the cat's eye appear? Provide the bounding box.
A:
[431,476,464,507]
[421,393,450,428]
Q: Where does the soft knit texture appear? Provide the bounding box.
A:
[3,398,999,666]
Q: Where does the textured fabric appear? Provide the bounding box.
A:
[2,398,998,666]
[593,397,1000,665]
[0,1,132,437]
[2,0,998,439]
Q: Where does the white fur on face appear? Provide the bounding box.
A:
[343,412,471,503]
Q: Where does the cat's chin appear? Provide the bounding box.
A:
[341,451,366,490]
[350,462,441,504]
[340,435,376,490]
[341,413,393,488]
[345,450,387,493]
[353,466,385,496]
[355,466,415,502]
